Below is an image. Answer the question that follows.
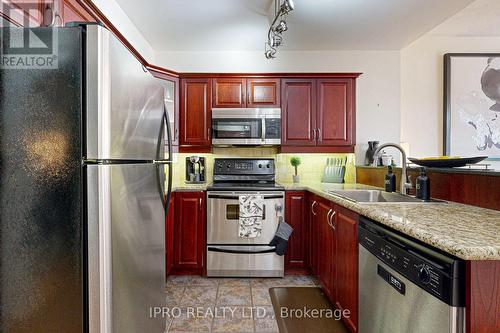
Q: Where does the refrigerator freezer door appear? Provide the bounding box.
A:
[87,164,166,333]
[85,25,165,161]
[0,27,84,333]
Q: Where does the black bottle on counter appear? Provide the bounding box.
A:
[385,166,396,192]
[416,167,431,201]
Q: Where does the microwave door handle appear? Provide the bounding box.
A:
[261,117,266,142]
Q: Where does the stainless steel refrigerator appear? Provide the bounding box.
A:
[0,24,172,332]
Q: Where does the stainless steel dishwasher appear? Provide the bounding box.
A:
[358,217,465,333]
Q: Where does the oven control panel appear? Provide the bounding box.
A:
[214,159,275,175]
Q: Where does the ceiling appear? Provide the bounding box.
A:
[115,0,476,52]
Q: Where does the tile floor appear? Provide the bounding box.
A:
[164,275,319,333]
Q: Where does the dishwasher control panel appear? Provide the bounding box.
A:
[358,218,465,307]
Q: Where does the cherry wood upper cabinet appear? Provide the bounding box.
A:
[212,78,246,108]
[1,0,96,27]
[180,78,212,150]
[317,79,354,147]
[281,76,357,153]
[247,78,281,108]
[173,191,205,275]
[285,192,307,271]
[281,79,316,146]
[59,0,96,24]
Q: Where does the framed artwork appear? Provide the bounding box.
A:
[444,53,500,160]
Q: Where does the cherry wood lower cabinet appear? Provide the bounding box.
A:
[466,261,500,333]
[171,191,205,275]
[334,204,359,333]
[308,195,320,276]
[307,194,359,333]
[284,192,308,271]
[317,198,336,301]
[165,193,175,277]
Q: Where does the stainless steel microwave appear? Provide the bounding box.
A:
[211,108,281,146]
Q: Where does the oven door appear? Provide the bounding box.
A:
[207,191,284,245]
[206,245,284,277]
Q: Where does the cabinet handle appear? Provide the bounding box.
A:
[199,197,202,206]
[317,128,322,142]
[312,129,317,141]
[207,128,211,140]
[327,209,333,226]
[329,211,336,230]
[311,201,317,215]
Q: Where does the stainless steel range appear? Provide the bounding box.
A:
[206,158,285,277]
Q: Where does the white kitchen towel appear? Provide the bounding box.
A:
[239,194,264,238]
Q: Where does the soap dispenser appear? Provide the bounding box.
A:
[385,166,396,192]
[416,167,430,201]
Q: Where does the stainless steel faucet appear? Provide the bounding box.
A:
[372,143,413,194]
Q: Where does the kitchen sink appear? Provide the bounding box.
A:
[325,189,445,203]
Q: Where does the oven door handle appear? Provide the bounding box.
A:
[207,194,284,200]
[207,246,276,254]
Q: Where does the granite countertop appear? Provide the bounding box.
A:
[172,183,209,191]
[171,181,500,260]
[279,182,500,261]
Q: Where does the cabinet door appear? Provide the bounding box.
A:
[281,79,316,146]
[212,78,246,108]
[308,197,319,276]
[2,0,51,27]
[180,79,212,148]
[165,193,175,277]
[317,79,354,147]
[247,78,280,108]
[335,206,359,333]
[285,191,306,270]
[59,0,96,24]
[151,73,180,147]
[317,200,334,300]
[173,192,205,274]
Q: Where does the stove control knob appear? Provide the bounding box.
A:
[266,164,270,168]
[258,164,263,168]
[418,266,431,284]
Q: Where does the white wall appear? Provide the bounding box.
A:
[401,0,500,160]
[155,50,402,165]
[91,0,154,62]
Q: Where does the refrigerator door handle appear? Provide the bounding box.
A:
[165,162,172,213]
[157,105,173,162]
[155,105,173,211]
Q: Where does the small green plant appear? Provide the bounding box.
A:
[290,156,301,176]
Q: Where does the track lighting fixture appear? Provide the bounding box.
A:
[265,0,294,59]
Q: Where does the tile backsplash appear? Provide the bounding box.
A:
[171,147,356,186]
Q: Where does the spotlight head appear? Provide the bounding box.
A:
[273,20,288,34]
[280,0,294,14]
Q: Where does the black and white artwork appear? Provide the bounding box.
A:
[444,54,500,160]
